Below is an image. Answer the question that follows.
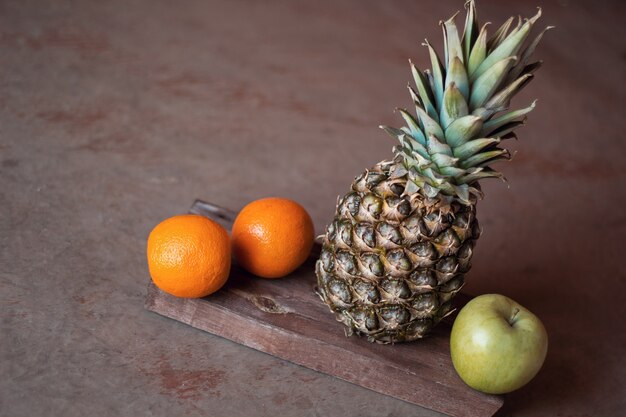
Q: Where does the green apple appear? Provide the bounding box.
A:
[450,294,548,394]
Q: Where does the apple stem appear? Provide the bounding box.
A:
[509,307,520,326]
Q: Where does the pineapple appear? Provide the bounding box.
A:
[315,1,551,343]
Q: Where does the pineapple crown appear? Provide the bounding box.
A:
[381,0,552,205]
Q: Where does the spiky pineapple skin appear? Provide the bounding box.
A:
[315,159,480,343]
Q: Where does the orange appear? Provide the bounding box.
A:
[147,214,231,298]
[231,197,314,279]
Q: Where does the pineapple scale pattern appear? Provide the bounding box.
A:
[316,161,479,343]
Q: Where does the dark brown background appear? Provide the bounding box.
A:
[1,0,625,416]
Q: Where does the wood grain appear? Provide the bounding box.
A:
[145,199,504,417]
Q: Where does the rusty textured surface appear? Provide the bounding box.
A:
[1,0,625,416]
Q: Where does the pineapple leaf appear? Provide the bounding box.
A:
[440,82,469,129]
[471,7,542,82]
[380,124,404,138]
[460,149,510,169]
[423,39,445,108]
[506,26,554,84]
[410,60,439,122]
[415,106,445,140]
[510,15,523,37]
[487,16,514,52]
[439,165,467,177]
[462,0,479,63]
[412,150,436,167]
[380,2,549,203]
[382,125,411,148]
[480,100,536,136]
[425,70,436,95]
[452,184,471,204]
[380,125,429,158]
[397,108,426,144]
[404,152,433,170]
[438,182,457,196]
[380,124,407,140]
[445,115,483,147]
[407,83,423,107]
[485,120,526,138]
[405,138,430,159]
[421,167,446,185]
[432,153,459,168]
[446,56,470,102]
[442,12,464,66]
[468,23,490,77]
[457,168,504,184]
[476,154,512,168]
[426,134,453,156]
[469,56,517,110]
[407,84,426,127]
[478,73,533,118]
[453,137,501,160]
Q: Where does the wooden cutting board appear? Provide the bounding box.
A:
[144,199,504,417]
